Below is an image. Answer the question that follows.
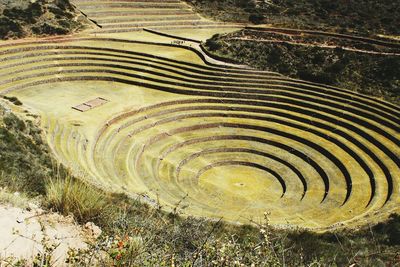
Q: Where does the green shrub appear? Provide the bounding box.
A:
[205,35,222,51]
[32,23,69,35]
[249,13,264,24]
[3,95,23,106]
[0,17,24,38]
[374,214,400,245]
[387,214,400,245]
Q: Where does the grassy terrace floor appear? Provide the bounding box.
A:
[0,21,399,230]
[71,0,242,34]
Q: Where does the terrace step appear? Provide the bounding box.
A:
[1,10,398,228]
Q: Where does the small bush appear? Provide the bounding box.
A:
[205,36,222,51]
[32,22,69,35]
[249,13,264,24]
[13,99,22,105]
[45,176,108,223]
[3,113,26,131]
[0,17,24,38]
[387,215,400,245]
[374,214,400,245]
[3,95,23,106]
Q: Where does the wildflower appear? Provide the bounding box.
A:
[116,253,122,261]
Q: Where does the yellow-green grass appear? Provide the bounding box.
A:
[70,0,242,34]
[97,15,201,25]
[159,27,243,42]
[0,28,399,230]
[89,99,399,227]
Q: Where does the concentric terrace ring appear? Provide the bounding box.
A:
[1,38,398,228]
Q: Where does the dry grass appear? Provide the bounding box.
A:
[0,186,31,208]
[45,175,108,223]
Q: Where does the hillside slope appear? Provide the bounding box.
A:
[204,30,400,105]
[0,0,89,39]
[0,99,55,195]
[185,0,399,36]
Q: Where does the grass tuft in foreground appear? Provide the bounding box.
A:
[45,175,108,223]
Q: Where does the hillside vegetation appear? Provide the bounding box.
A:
[0,0,88,39]
[0,100,56,195]
[205,30,400,105]
[187,1,400,104]
[185,0,399,36]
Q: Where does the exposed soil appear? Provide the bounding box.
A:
[0,204,100,266]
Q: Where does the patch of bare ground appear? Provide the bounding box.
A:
[0,203,101,266]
